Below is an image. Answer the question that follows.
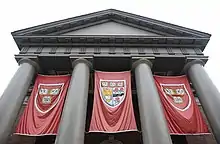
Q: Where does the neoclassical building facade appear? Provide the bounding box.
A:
[0,9,219,144]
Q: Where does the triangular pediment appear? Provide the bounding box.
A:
[12,9,210,38]
[62,21,160,36]
[11,9,211,51]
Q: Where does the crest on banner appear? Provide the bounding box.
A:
[100,80,126,108]
[34,83,64,113]
[160,84,192,111]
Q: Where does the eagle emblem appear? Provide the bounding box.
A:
[34,83,64,113]
[100,80,126,108]
[160,84,192,111]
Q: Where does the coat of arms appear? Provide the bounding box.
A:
[160,84,192,111]
[34,83,64,113]
[100,80,126,108]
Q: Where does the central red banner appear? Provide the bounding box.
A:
[89,71,137,133]
[15,75,70,136]
[154,75,209,135]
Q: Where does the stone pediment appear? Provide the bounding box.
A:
[11,9,211,51]
[62,21,160,36]
[12,9,210,37]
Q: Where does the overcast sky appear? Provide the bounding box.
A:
[0,0,219,96]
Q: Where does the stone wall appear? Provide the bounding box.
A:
[186,135,217,144]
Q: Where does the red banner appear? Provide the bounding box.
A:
[154,75,209,135]
[89,71,137,133]
[15,75,70,136]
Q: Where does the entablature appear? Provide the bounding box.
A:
[14,53,208,76]
[18,46,204,56]
[14,36,209,51]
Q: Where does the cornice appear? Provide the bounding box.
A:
[11,9,211,38]
[11,9,211,51]
[13,35,209,50]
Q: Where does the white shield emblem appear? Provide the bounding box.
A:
[100,80,126,108]
[34,83,64,113]
[160,84,192,111]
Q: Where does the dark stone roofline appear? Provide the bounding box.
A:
[11,9,211,38]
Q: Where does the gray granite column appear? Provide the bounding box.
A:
[55,58,91,144]
[133,58,172,144]
[184,59,220,143]
[0,58,39,144]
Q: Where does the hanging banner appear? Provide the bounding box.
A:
[15,75,71,136]
[154,75,209,135]
[89,71,137,133]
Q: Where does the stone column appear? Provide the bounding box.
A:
[0,58,39,144]
[55,58,91,144]
[184,59,220,143]
[132,58,172,144]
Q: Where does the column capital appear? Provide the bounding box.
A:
[132,58,153,69]
[183,59,205,74]
[72,58,92,70]
[18,58,40,72]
